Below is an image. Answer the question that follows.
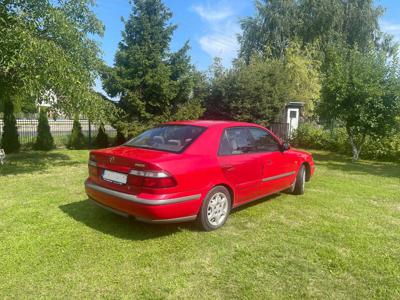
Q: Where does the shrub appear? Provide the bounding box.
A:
[34,109,54,151]
[113,130,126,146]
[362,134,400,161]
[67,117,87,149]
[93,124,109,149]
[1,100,20,153]
[291,123,400,162]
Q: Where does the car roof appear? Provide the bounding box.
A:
[164,120,263,129]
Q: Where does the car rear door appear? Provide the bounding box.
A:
[248,127,297,194]
[217,127,264,204]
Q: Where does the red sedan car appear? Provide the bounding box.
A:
[85,120,314,230]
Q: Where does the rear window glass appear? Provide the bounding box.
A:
[124,125,206,153]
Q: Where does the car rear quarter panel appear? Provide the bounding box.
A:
[154,126,230,197]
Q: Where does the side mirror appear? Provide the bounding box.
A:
[281,142,291,151]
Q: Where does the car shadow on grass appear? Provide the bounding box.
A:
[231,193,281,214]
[59,199,199,240]
[312,151,400,179]
[60,193,283,240]
[0,151,79,176]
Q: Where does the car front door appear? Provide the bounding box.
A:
[248,127,297,195]
[217,127,264,205]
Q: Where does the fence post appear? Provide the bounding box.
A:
[88,119,92,148]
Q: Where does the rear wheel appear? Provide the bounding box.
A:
[197,186,231,231]
[292,165,306,195]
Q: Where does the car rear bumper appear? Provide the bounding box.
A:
[85,179,202,223]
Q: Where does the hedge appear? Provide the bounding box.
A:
[291,123,400,162]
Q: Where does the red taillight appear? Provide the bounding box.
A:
[143,177,176,188]
[128,170,176,188]
[88,160,98,176]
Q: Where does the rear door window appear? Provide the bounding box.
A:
[219,127,255,155]
[125,125,206,153]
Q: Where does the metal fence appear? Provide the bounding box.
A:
[0,115,116,146]
[268,122,290,141]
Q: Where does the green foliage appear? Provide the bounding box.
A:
[205,43,320,125]
[93,124,109,149]
[318,45,400,160]
[1,100,20,153]
[228,57,290,125]
[67,118,87,150]
[0,0,109,119]
[239,0,389,61]
[282,42,321,114]
[291,123,351,153]
[240,0,299,60]
[34,109,54,151]
[292,123,400,161]
[102,0,204,133]
[113,130,126,146]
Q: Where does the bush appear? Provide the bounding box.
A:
[1,100,20,153]
[113,130,126,146]
[34,109,54,151]
[67,118,87,149]
[93,124,109,149]
[291,123,400,162]
[362,134,400,161]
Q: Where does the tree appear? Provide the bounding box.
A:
[205,43,321,125]
[239,0,299,60]
[239,0,391,61]
[34,109,54,151]
[1,100,20,153]
[102,0,204,135]
[93,124,109,149]
[0,0,109,120]
[67,117,86,150]
[203,58,231,120]
[318,45,400,160]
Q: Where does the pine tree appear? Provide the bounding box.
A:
[67,117,86,149]
[102,0,203,134]
[34,109,54,151]
[1,100,20,153]
[93,123,109,149]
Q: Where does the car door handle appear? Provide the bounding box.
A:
[222,164,235,171]
[265,160,272,166]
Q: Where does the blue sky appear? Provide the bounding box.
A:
[93,0,400,93]
[93,0,254,70]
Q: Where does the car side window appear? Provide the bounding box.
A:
[219,127,255,155]
[248,127,281,152]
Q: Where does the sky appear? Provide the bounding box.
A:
[93,0,400,93]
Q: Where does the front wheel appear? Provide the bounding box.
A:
[292,165,306,195]
[197,186,231,231]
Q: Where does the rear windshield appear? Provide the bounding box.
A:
[124,125,206,153]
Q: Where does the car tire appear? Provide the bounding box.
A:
[197,186,231,231]
[292,165,306,195]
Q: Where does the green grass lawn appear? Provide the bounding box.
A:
[1,149,399,299]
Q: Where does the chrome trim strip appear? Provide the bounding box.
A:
[85,180,201,206]
[262,171,295,182]
[135,215,197,224]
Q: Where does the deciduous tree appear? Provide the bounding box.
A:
[0,0,111,120]
[319,45,400,160]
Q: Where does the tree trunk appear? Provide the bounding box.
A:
[346,126,366,162]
